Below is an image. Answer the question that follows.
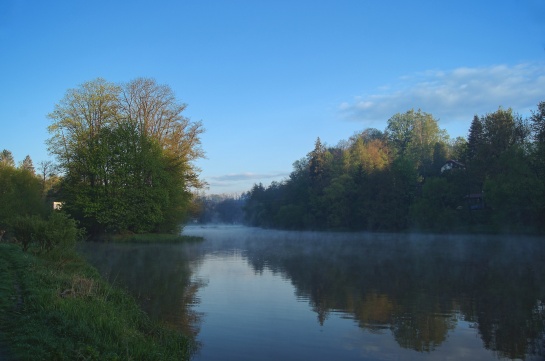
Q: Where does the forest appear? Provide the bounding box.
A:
[244,102,545,234]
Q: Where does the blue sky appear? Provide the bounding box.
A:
[1,0,544,194]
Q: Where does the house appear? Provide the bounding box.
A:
[464,193,485,210]
[441,159,465,173]
[53,201,64,210]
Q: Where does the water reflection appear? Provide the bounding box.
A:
[78,242,206,336]
[79,227,545,360]
[240,231,545,359]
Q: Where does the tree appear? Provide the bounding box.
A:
[47,78,120,171]
[481,108,518,157]
[467,115,483,162]
[466,109,527,188]
[475,108,528,180]
[215,197,245,224]
[20,155,35,174]
[449,136,468,163]
[120,78,205,189]
[348,137,389,174]
[529,100,545,232]
[306,138,333,228]
[0,149,15,167]
[362,157,418,231]
[0,164,47,229]
[410,177,460,232]
[431,142,449,176]
[37,160,55,190]
[386,110,448,176]
[530,100,545,177]
[47,78,205,235]
[244,183,268,226]
[386,111,414,157]
[484,146,544,232]
[308,137,328,185]
[531,101,545,144]
[323,174,356,229]
[61,122,177,233]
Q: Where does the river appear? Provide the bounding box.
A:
[79,225,545,360]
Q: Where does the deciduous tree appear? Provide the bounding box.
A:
[120,78,205,189]
[47,78,120,171]
[47,78,204,235]
[386,110,448,176]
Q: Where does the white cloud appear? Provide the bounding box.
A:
[340,62,545,126]
[205,171,290,194]
[210,172,288,182]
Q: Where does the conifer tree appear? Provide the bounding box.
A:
[20,155,35,174]
[466,115,483,162]
[0,149,15,167]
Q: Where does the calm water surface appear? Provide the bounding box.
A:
[79,226,545,360]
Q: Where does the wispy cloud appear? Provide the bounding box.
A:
[340,62,545,125]
[210,172,289,182]
[206,172,290,193]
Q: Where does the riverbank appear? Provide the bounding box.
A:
[0,243,195,361]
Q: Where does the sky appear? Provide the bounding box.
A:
[1,0,544,195]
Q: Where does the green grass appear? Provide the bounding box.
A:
[0,243,195,361]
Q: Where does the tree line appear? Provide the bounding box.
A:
[244,102,545,233]
[193,193,246,224]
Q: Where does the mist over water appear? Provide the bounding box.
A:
[80,226,545,360]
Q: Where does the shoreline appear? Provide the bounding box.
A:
[0,243,195,361]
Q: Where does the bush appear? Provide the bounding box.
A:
[44,211,83,251]
[9,215,45,251]
[9,212,83,252]
[0,164,47,227]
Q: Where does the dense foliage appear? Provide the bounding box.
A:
[46,78,204,235]
[0,159,47,228]
[244,104,545,233]
[0,154,83,253]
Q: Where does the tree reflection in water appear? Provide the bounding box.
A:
[243,233,545,359]
[79,242,206,337]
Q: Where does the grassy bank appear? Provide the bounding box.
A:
[0,243,195,361]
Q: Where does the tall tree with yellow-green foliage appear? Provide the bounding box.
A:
[47,78,205,235]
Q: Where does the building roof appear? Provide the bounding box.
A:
[444,159,465,167]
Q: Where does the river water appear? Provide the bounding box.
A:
[79,226,545,360]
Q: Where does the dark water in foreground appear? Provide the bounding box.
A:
[79,226,545,360]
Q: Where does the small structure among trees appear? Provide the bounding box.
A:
[440,160,465,173]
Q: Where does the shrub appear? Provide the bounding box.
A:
[9,212,83,252]
[44,211,83,251]
[9,215,45,251]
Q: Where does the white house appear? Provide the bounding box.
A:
[53,201,64,210]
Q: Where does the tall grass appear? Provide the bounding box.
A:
[0,243,195,361]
